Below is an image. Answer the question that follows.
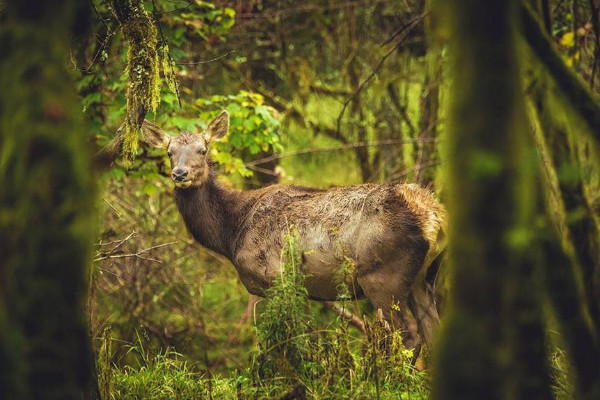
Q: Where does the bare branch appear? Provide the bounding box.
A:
[244,137,438,167]
[387,160,441,182]
[94,241,177,263]
[322,301,366,334]
[335,14,425,136]
[176,50,236,65]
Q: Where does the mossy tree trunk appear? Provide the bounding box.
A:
[107,0,159,163]
[523,1,600,335]
[432,0,551,398]
[527,68,600,400]
[415,50,441,187]
[0,1,98,399]
[522,5,600,397]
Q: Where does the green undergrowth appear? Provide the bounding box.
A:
[103,228,430,399]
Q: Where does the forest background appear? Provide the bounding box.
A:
[2,0,600,399]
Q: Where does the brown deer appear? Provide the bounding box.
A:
[139,111,447,350]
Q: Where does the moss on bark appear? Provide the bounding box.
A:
[109,0,160,163]
[0,1,97,398]
[432,0,551,398]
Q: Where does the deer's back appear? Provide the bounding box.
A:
[231,182,446,300]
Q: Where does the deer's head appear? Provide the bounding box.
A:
[145,111,229,189]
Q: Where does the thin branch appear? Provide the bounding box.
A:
[94,241,177,263]
[387,83,416,136]
[387,160,441,182]
[245,164,280,176]
[322,301,366,334]
[244,138,438,167]
[221,60,350,144]
[176,50,236,65]
[308,82,352,97]
[96,231,135,247]
[381,12,427,47]
[91,0,110,30]
[335,15,424,136]
[108,231,136,253]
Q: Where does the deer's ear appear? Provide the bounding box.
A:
[204,111,229,144]
[142,120,170,148]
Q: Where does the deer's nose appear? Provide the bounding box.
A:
[172,167,189,182]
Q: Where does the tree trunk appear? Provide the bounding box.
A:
[528,72,600,399]
[0,2,97,399]
[415,51,441,187]
[432,0,551,398]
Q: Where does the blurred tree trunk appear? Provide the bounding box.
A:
[0,1,98,399]
[415,51,441,187]
[522,2,600,338]
[529,75,600,331]
[432,0,551,398]
[527,71,600,399]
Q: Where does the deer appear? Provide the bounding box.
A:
[135,110,447,351]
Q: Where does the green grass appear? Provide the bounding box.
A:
[105,228,430,400]
[112,351,205,400]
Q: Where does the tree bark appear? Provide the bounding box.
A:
[432,0,551,398]
[0,1,98,399]
[528,73,600,399]
[415,50,441,187]
[529,75,600,332]
[521,3,600,149]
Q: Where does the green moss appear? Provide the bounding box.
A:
[120,1,161,163]
[161,45,180,99]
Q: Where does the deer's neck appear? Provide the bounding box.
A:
[174,173,248,259]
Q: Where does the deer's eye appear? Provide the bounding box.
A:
[198,148,207,155]
[167,150,172,157]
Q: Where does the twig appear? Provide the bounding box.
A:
[91,0,110,30]
[94,241,177,263]
[323,301,367,334]
[244,138,438,167]
[223,296,259,348]
[245,164,280,176]
[96,232,134,248]
[387,160,441,182]
[381,12,427,47]
[387,83,416,136]
[176,50,236,65]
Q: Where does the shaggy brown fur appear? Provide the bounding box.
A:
[150,111,447,350]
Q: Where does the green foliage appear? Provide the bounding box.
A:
[196,91,282,177]
[173,2,235,42]
[84,0,238,165]
[254,226,312,378]
[84,1,600,399]
[550,348,576,400]
[111,345,205,400]
[107,235,430,399]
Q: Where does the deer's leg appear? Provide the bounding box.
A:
[408,274,440,350]
[357,269,419,350]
